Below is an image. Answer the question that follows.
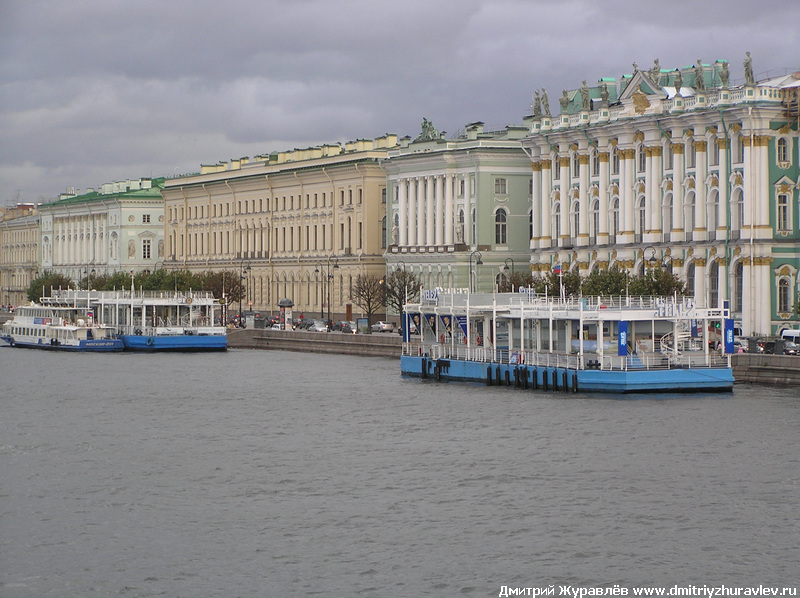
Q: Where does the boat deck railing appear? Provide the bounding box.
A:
[404,341,730,371]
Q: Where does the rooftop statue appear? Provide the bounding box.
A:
[744,52,754,85]
[415,118,442,142]
[649,59,661,83]
[600,82,609,107]
[532,90,542,118]
[695,60,705,91]
[580,80,590,111]
[719,61,730,88]
[559,89,570,113]
[541,88,551,116]
[674,69,683,93]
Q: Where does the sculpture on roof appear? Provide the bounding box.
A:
[744,52,754,85]
[532,90,542,118]
[674,69,683,92]
[559,89,570,113]
[541,88,551,116]
[649,59,661,83]
[719,61,730,88]
[695,60,705,91]
[600,82,609,107]
[580,80,591,111]
[415,118,441,142]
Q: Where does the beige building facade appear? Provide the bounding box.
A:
[162,136,398,320]
[1,206,39,307]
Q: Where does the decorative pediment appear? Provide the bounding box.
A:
[774,176,796,191]
[618,70,665,101]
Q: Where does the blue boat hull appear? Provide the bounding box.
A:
[1,337,124,352]
[401,355,733,393]
[120,334,227,352]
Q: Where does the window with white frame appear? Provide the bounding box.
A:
[637,147,646,173]
[735,135,745,164]
[590,199,599,241]
[733,262,744,312]
[471,207,476,244]
[570,200,580,241]
[553,156,561,179]
[777,193,790,232]
[142,239,151,260]
[610,197,620,237]
[529,209,534,239]
[777,137,789,164]
[664,144,674,171]
[143,214,151,224]
[611,147,620,175]
[778,277,791,313]
[552,202,561,241]
[636,196,646,238]
[707,140,717,166]
[494,178,507,195]
[686,142,696,168]
[591,151,600,177]
[709,261,719,308]
[572,154,580,178]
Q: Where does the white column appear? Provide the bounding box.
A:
[694,140,707,241]
[598,151,610,243]
[718,138,728,237]
[426,175,435,247]
[540,161,552,248]
[620,148,635,244]
[672,143,685,242]
[578,154,589,246]
[559,155,569,242]
[531,163,542,248]
[399,179,408,247]
[407,178,417,247]
[416,177,425,246]
[444,174,454,245]
[434,175,444,246]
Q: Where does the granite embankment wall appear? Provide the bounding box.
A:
[226,328,402,358]
[731,353,800,385]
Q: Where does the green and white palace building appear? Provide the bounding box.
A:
[523,57,800,337]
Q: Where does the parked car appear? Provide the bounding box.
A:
[307,319,328,332]
[371,321,395,333]
[782,341,799,355]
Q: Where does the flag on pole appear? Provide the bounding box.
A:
[553,263,562,275]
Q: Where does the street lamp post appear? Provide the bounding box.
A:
[315,255,339,324]
[469,250,483,293]
[645,246,657,274]
[503,258,515,290]
[239,260,251,323]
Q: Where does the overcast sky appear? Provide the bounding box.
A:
[1,0,798,206]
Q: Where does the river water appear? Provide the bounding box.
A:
[1,348,798,597]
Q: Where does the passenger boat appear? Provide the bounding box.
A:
[400,289,734,393]
[48,290,227,352]
[0,304,123,351]
[95,290,227,352]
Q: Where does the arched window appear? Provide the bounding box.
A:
[709,262,719,308]
[590,199,599,243]
[610,197,620,237]
[685,191,696,241]
[778,277,791,313]
[636,196,646,241]
[637,146,646,172]
[687,262,696,297]
[611,147,620,175]
[570,200,580,242]
[662,193,673,242]
[708,190,720,238]
[731,188,744,235]
[495,209,508,245]
[591,150,600,177]
[552,202,561,242]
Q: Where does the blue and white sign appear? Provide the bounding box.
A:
[618,321,629,356]
[724,319,734,354]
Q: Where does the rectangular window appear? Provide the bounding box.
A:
[686,143,696,168]
[142,239,151,260]
[494,178,507,195]
[143,214,151,224]
[777,194,790,232]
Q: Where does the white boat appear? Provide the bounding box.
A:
[0,304,123,351]
[51,289,228,352]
